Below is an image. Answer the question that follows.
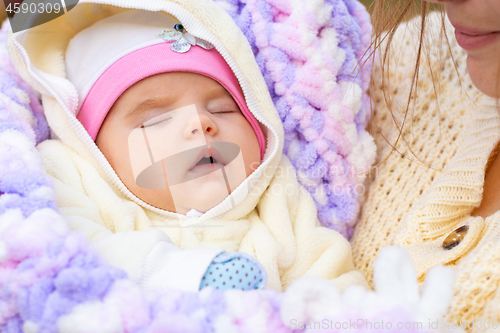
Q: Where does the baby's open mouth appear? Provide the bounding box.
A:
[134,142,241,189]
[190,150,223,173]
[195,156,218,166]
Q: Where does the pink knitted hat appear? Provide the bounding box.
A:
[65,10,265,158]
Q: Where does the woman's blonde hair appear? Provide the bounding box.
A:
[367,1,450,166]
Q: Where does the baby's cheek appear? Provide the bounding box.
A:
[242,141,261,177]
[233,131,261,175]
[118,159,177,211]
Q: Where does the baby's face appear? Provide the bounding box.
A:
[96,72,261,214]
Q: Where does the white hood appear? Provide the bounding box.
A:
[7,0,284,222]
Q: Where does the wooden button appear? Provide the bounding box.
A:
[442,225,469,250]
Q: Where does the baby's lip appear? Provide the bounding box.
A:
[188,144,226,171]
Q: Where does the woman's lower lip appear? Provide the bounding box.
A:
[455,30,500,51]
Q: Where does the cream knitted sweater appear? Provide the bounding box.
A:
[350,13,500,326]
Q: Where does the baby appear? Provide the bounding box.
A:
[87,31,262,216]
[98,71,260,215]
[8,3,367,293]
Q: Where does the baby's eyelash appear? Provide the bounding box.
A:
[143,118,171,129]
[213,110,235,114]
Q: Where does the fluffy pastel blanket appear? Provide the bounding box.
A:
[0,1,457,332]
[215,0,376,238]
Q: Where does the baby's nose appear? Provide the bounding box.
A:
[184,112,218,138]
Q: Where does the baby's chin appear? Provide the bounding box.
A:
[168,161,247,214]
[171,178,232,214]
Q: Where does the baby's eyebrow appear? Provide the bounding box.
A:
[126,96,175,119]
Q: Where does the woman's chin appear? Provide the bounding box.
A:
[467,50,500,98]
